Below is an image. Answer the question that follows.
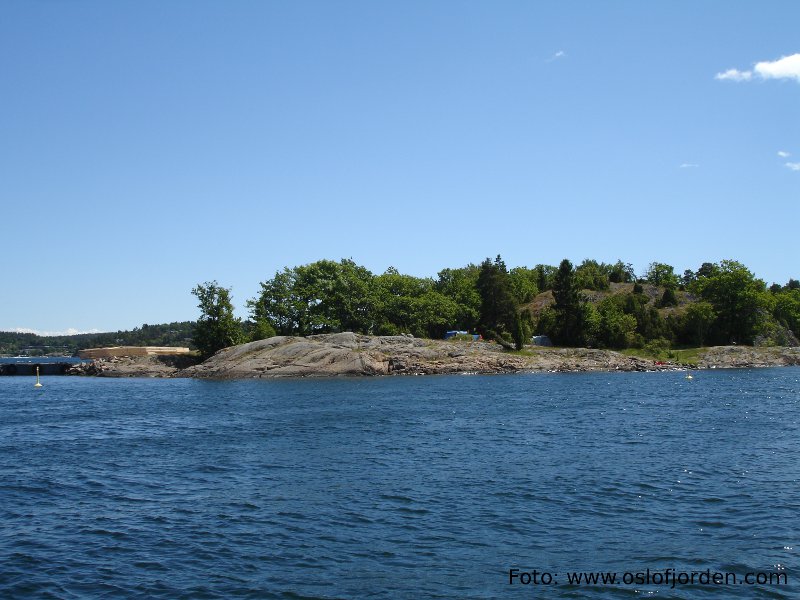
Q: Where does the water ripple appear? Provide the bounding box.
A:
[0,370,798,598]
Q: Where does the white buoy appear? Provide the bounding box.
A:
[34,366,43,388]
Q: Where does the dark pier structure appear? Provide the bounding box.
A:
[0,361,78,376]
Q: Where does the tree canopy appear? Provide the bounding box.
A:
[690,260,769,345]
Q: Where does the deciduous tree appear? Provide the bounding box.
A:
[645,262,679,289]
[192,281,244,359]
[691,260,769,344]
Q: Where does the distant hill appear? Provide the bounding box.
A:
[0,322,196,357]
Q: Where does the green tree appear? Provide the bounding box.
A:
[247,317,277,341]
[435,265,481,330]
[508,267,540,303]
[644,262,679,289]
[683,301,716,346]
[575,259,610,291]
[774,289,800,338]
[696,262,718,279]
[250,267,305,335]
[476,256,521,346]
[551,259,586,346]
[297,259,376,333]
[536,306,557,339]
[534,264,557,291]
[691,260,770,344]
[581,303,601,347]
[659,286,678,307]
[608,260,636,284]
[597,295,637,348]
[375,268,432,334]
[680,269,696,288]
[251,259,377,336]
[192,281,244,359]
[292,260,347,333]
[411,290,462,339]
[623,292,670,341]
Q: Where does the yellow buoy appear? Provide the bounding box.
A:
[34,366,43,388]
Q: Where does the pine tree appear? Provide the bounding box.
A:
[551,259,583,346]
[476,256,519,342]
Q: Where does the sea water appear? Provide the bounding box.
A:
[1,369,798,599]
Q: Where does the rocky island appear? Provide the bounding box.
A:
[66,333,800,379]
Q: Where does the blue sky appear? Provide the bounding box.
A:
[1,1,798,334]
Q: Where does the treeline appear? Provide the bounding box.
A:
[0,322,195,357]
[192,257,800,358]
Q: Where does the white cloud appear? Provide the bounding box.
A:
[546,50,566,62]
[715,68,752,82]
[786,162,800,171]
[778,150,791,158]
[7,327,104,337]
[717,53,800,83]
[755,54,800,81]
[679,163,699,168]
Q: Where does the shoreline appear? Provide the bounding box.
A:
[64,333,800,379]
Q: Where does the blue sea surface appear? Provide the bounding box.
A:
[1,369,798,599]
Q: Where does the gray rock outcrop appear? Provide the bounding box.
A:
[184,333,391,378]
[698,346,800,369]
[183,332,528,379]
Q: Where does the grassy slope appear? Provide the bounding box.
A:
[521,282,696,319]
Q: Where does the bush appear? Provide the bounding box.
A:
[451,333,475,342]
[249,319,276,341]
[376,322,400,336]
[659,287,678,307]
[643,337,671,359]
[629,333,645,349]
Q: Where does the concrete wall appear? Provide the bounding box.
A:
[78,346,192,359]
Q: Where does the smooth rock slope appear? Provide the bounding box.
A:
[183,332,523,379]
